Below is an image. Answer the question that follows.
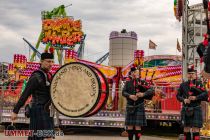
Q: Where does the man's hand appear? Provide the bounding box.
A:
[129,95,138,101]
[184,99,191,104]
[11,112,17,121]
[189,96,197,101]
[136,92,144,98]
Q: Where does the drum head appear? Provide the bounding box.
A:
[50,62,101,117]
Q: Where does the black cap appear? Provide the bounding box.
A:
[187,68,196,73]
[130,67,137,72]
[41,53,54,60]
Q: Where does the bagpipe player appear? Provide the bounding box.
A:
[176,67,209,140]
[122,67,154,140]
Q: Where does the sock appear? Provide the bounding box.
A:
[135,130,141,140]
[184,132,191,140]
[127,130,134,140]
[193,132,200,140]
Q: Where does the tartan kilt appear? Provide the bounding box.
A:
[125,104,147,126]
[181,106,203,128]
[28,104,54,140]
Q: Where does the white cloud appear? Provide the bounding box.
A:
[0,0,202,64]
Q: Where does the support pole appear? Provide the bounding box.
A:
[182,0,189,81]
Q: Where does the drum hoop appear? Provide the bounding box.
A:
[50,62,102,118]
[85,65,109,117]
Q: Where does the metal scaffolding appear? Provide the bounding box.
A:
[182,2,206,80]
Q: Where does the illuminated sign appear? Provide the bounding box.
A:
[42,17,84,47]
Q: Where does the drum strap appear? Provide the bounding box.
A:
[31,69,53,114]
[36,70,54,117]
[36,69,51,86]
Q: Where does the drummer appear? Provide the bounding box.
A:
[11,52,54,140]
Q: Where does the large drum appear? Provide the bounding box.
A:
[50,62,109,117]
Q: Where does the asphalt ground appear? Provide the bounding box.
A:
[0,126,178,140]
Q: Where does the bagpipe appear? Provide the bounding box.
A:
[189,80,205,96]
[135,69,156,100]
[188,80,209,101]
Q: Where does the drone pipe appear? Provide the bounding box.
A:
[145,69,148,81]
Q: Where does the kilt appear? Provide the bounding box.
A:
[181,106,203,128]
[28,104,54,140]
[125,103,147,126]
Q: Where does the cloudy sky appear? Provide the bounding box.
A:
[0,0,201,63]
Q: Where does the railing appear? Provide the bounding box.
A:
[0,84,182,114]
[106,85,181,113]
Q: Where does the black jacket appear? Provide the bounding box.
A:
[13,69,52,114]
[176,80,208,107]
[122,77,154,106]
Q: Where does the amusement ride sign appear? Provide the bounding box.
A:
[41,17,84,48]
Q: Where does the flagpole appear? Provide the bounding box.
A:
[148,40,150,56]
[176,39,177,55]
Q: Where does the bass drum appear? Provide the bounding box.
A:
[50,62,109,118]
[85,66,109,117]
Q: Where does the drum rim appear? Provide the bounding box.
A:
[85,66,109,117]
[50,62,102,118]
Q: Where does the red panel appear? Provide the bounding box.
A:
[161,96,181,111]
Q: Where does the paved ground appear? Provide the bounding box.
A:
[0,134,176,140]
[0,127,178,140]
